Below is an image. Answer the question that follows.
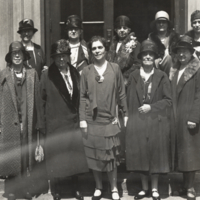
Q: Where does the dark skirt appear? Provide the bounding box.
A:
[82,123,121,172]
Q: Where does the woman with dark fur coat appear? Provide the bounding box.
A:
[148,11,179,77]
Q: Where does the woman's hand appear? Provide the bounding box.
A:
[124,116,128,127]
[138,104,151,114]
[187,121,196,129]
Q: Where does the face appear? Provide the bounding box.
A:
[11,50,24,65]
[192,19,200,33]
[115,26,130,40]
[177,48,192,65]
[91,40,106,61]
[20,29,34,43]
[141,51,156,66]
[156,20,168,32]
[68,27,82,40]
[54,54,70,69]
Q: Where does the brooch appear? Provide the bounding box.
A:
[95,75,104,83]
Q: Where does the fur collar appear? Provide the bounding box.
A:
[48,62,80,110]
[148,30,179,58]
[170,57,200,82]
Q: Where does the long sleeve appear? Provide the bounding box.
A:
[79,68,88,121]
[117,65,128,116]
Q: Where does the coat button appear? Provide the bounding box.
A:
[14,122,18,126]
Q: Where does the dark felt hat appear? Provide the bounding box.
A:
[191,10,200,22]
[150,11,172,30]
[17,19,38,34]
[51,39,71,58]
[65,15,82,30]
[137,40,159,59]
[172,35,194,54]
[5,41,30,63]
[114,15,131,29]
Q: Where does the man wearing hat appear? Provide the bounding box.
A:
[170,35,200,200]
[65,15,89,74]
[126,39,171,200]
[0,41,42,200]
[39,39,88,200]
[185,10,200,60]
[17,18,46,78]
[148,10,179,77]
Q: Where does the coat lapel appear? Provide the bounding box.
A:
[150,69,163,103]
[5,68,18,113]
[132,70,143,105]
[176,57,200,98]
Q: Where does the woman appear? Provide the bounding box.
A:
[148,11,179,77]
[170,35,200,200]
[65,15,89,74]
[185,10,200,60]
[107,15,141,85]
[17,18,46,78]
[40,39,88,200]
[0,41,42,200]
[126,40,172,200]
[79,36,128,200]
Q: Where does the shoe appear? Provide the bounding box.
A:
[187,189,196,200]
[178,187,187,196]
[151,190,160,200]
[74,190,84,200]
[112,191,120,200]
[53,193,61,200]
[134,190,149,199]
[8,193,15,200]
[92,188,102,200]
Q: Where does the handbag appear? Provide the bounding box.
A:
[35,129,44,162]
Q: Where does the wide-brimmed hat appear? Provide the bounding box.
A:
[150,11,172,30]
[17,19,38,34]
[114,15,131,29]
[51,39,71,58]
[137,40,159,59]
[172,35,194,54]
[65,15,82,30]
[5,41,30,63]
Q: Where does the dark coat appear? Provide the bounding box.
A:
[106,33,141,83]
[25,43,46,78]
[171,57,200,171]
[126,68,172,173]
[40,62,88,178]
[148,30,180,76]
[0,67,40,177]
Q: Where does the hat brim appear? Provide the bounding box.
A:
[172,45,195,54]
[17,27,38,34]
[51,51,71,58]
[150,19,172,30]
[137,50,159,60]
[5,50,31,63]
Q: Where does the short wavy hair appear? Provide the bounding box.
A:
[88,36,109,52]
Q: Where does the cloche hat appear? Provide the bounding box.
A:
[5,41,30,63]
[51,39,71,58]
[150,11,172,30]
[172,35,194,54]
[17,19,38,34]
[137,40,159,59]
[114,15,131,29]
[65,15,82,30]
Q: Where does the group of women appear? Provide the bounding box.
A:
[0,8,200,200]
